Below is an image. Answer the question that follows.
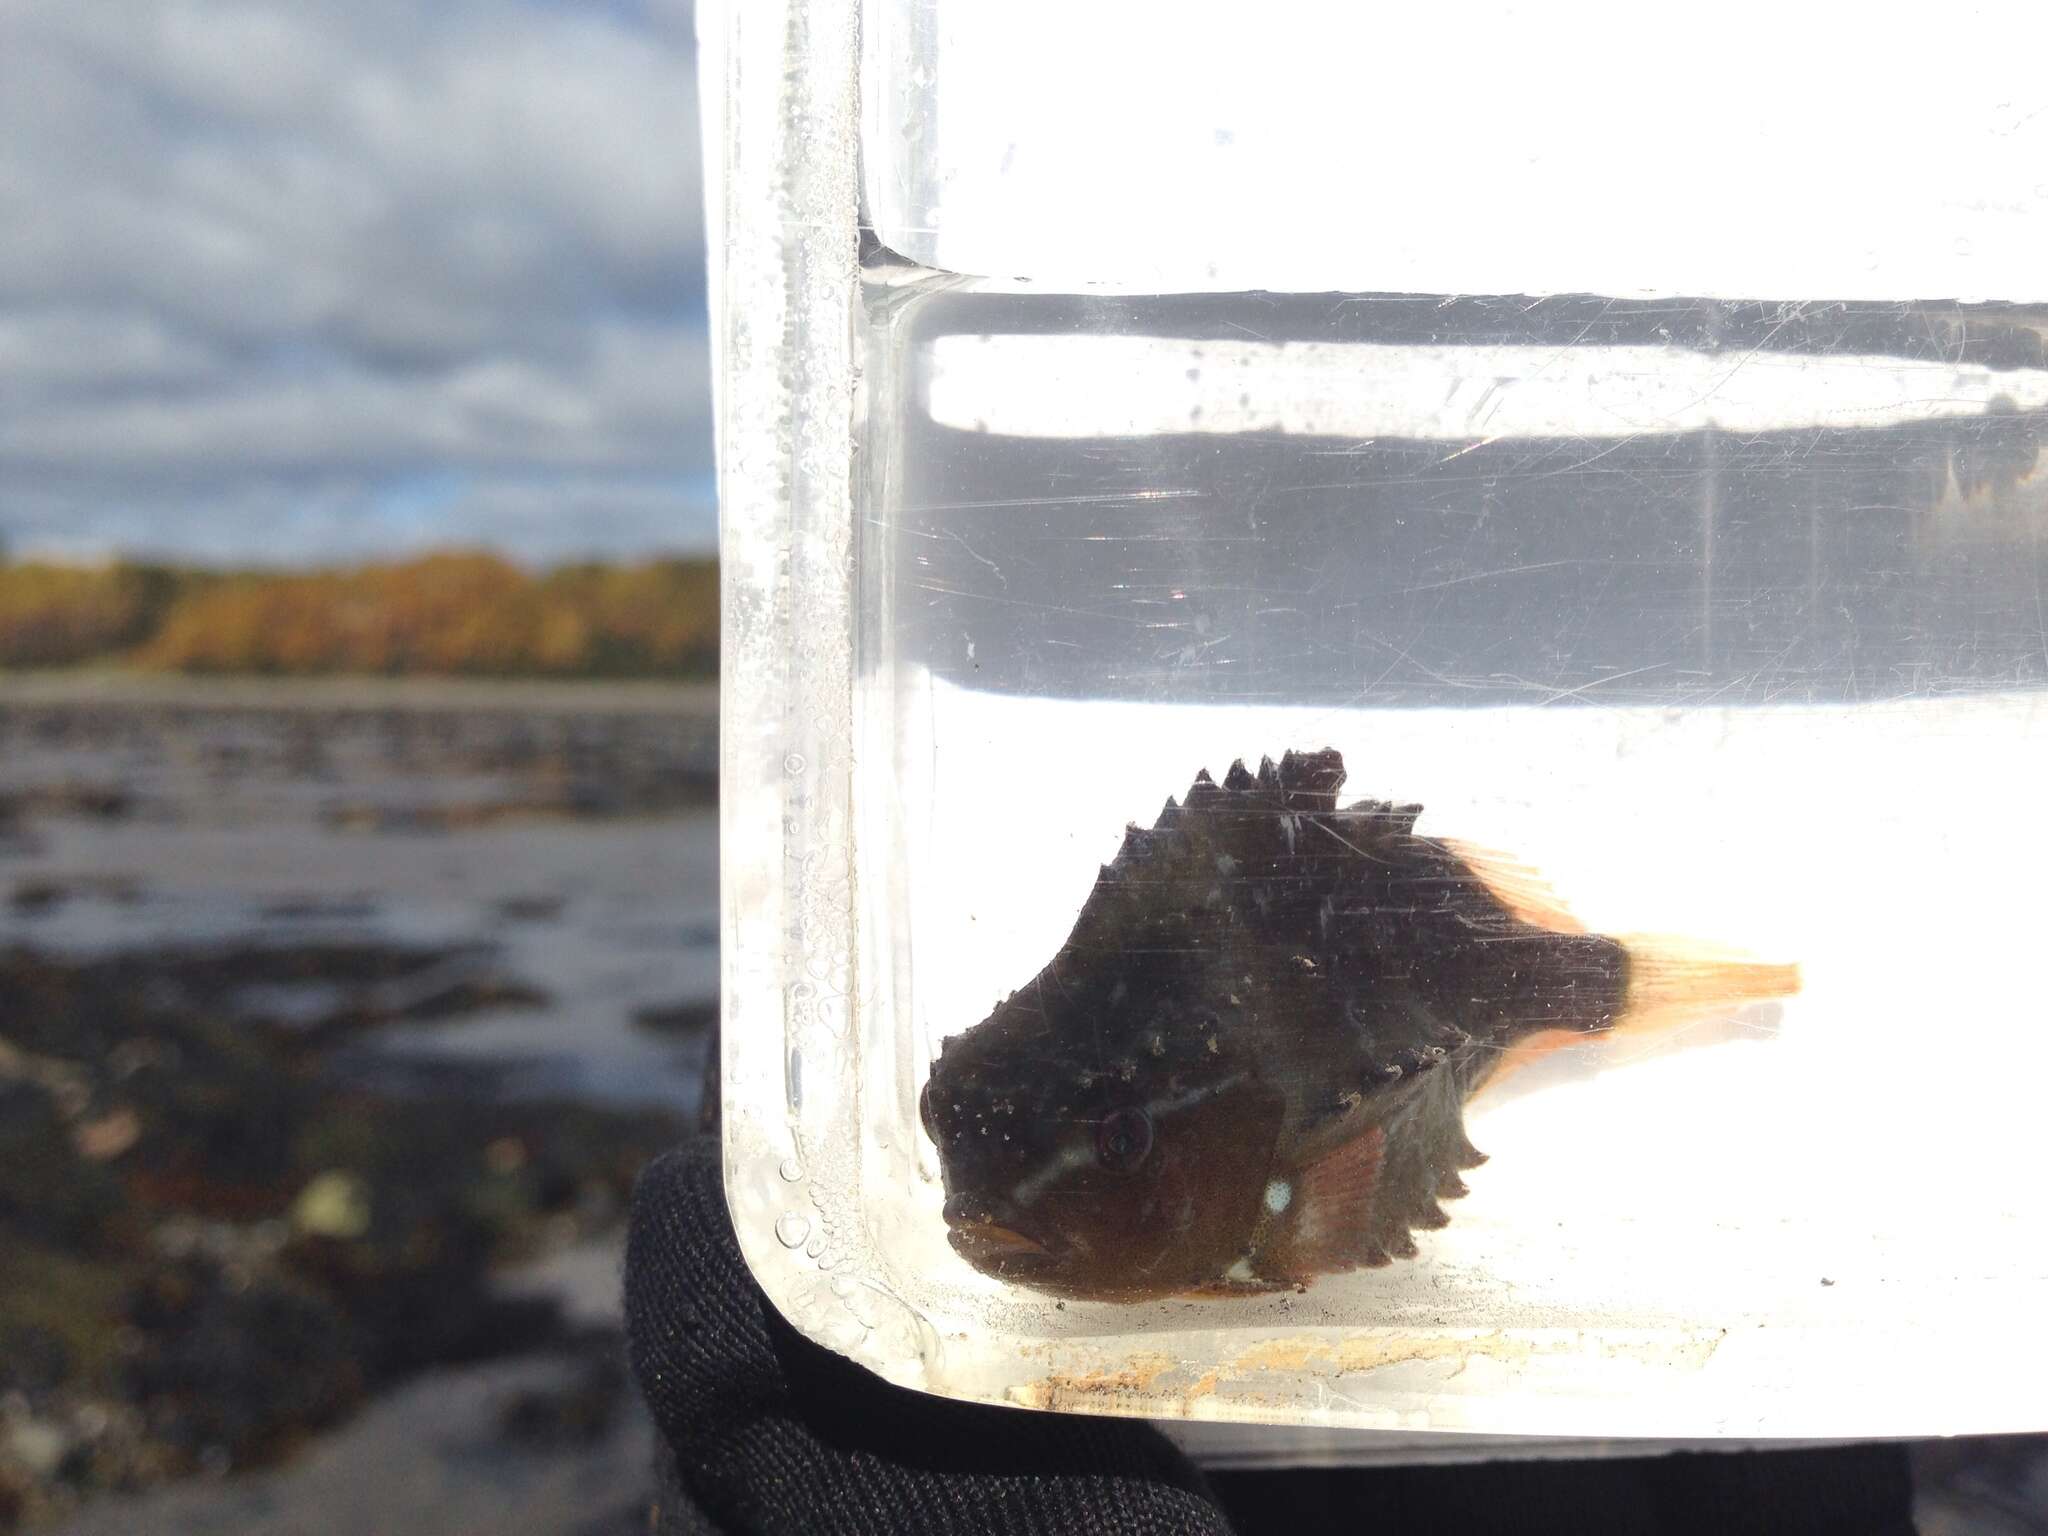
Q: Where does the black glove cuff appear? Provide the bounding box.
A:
[625,1139,1232,1536]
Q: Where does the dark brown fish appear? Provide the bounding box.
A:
[920,749,1797,1302]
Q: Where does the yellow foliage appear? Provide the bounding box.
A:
[0,552,718,678]
[0,562,176,666]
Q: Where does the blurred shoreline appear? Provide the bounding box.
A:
[0,553,717,679]
[1,677,717,1530]
[0,672,716,712]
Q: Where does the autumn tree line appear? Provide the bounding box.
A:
[0,553,717,677]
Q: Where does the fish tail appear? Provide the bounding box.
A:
[1448,842,1800,1027]
[1614,934,1801,1039]
[1473,934,1798,1101]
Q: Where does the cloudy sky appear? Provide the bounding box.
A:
[1,0,712,565]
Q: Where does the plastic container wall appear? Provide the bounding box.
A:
[708,0,2048,1442]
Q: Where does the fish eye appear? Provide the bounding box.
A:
[1094,1106,1154,1172]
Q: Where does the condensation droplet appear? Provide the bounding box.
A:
[805,1234,826,1259]
[783,752,807,775]
[777,1156,804,1183]
[774,1213,810,1249]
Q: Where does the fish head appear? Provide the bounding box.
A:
[920,978,1285,1300]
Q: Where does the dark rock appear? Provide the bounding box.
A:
[494,895,566,923]
[0,1081,127,1252]
[9,880,66,917]
[496,1341,626,1448]
[121,1256,363,1468]
[0,1322,72,1395]
[630,998,717,1035]
[0,940,686,1521]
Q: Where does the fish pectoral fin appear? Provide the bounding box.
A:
[1251,1126,1391,1284]
[1438,839,1589,934]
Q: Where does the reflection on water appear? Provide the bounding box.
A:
[0,683,718,1109]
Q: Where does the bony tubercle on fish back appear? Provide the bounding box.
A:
[919,748,1799,1304]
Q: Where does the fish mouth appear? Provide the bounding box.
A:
[942,1193,1057,1272]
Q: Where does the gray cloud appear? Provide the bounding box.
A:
[0,0,713,561]
[5,467,716,566]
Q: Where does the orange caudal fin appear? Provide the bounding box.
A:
[1615,933,1801,1041]
[1440,840,1588,934]
[1447,835,1800,1097]
[1445,835,1798,1038]
[1475,934,1800,1102]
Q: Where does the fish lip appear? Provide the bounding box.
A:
[941,1193,1059,1268]
[947,1224,1054,1265]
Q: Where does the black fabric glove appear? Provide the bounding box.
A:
[625,1138,1917,1536]
[624,1138,1232,1535]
